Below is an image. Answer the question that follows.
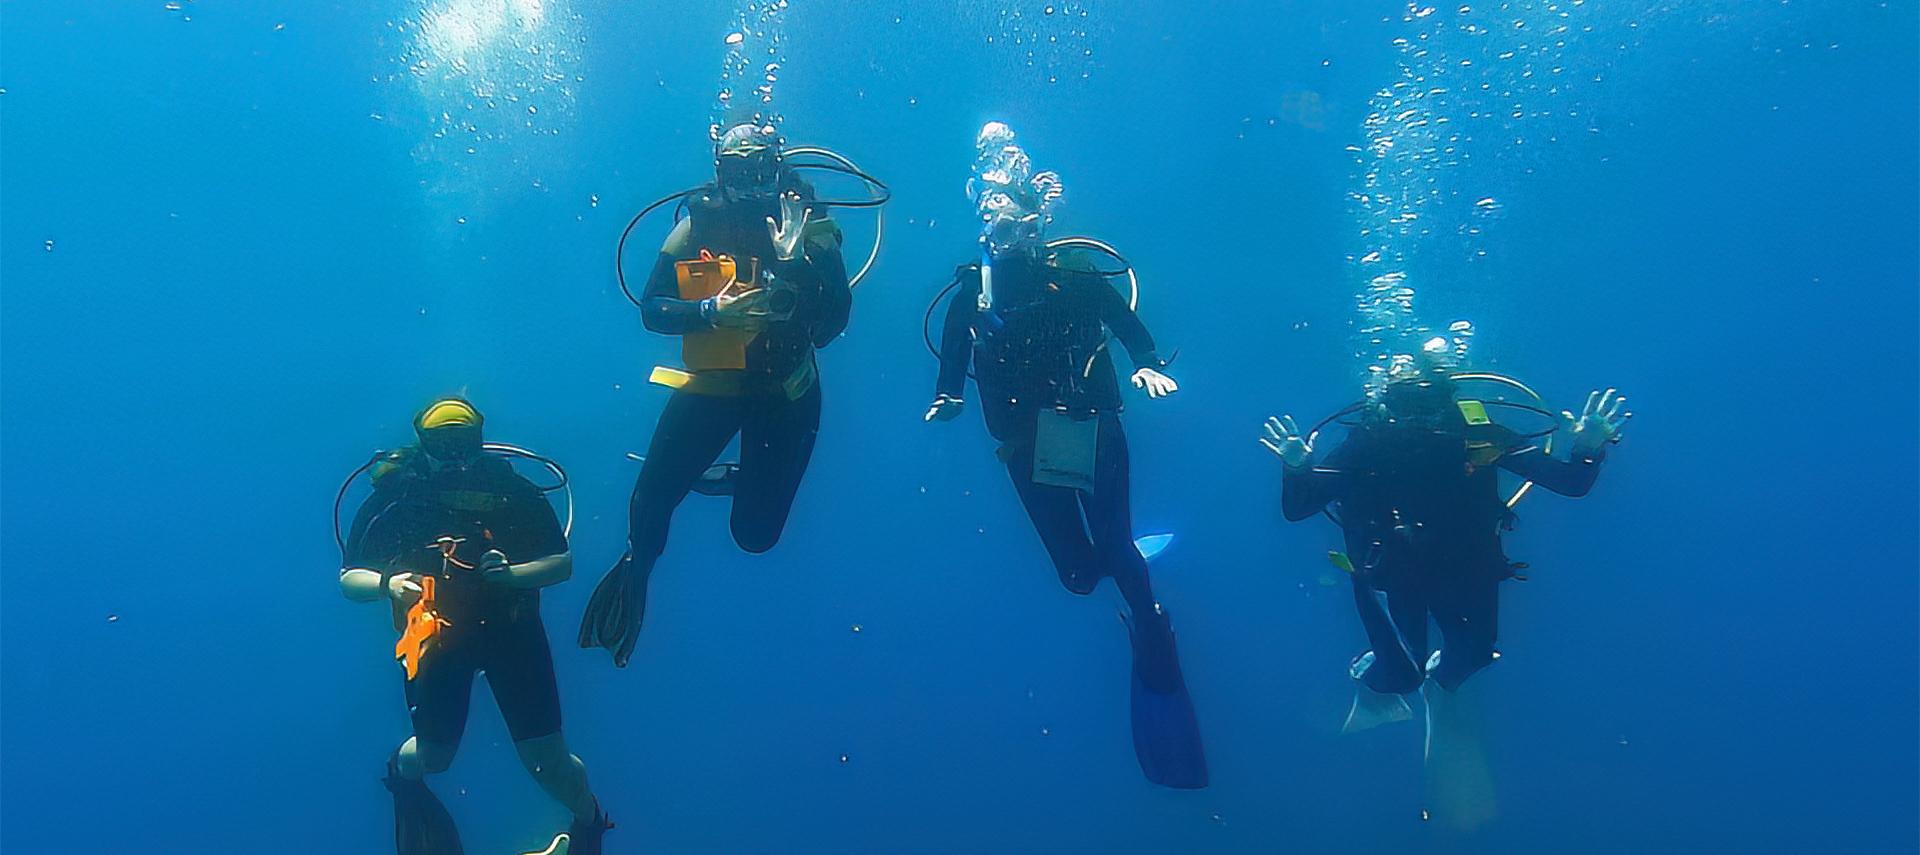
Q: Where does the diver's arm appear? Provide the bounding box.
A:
[803,241,852,347]
[1496,388,1628,498]
[640,220,713,335]
[339,567,422,604]
[339,567,386,601]
[935,270,980,400]
[338,489,418,603]
[1498,445,1603,498]
[640,253,714,334]
[479,475,574,589]
[1280,438,1352,522]
[1096,277,1164,370]
[480,550,573,589]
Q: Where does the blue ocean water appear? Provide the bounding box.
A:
[2,1,1915,852]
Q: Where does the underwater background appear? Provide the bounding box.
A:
[2,1,1915,852]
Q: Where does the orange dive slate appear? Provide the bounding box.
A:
[395,575,450,681]
[676,249,759,372]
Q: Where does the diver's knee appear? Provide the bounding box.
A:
[731,521,783,554]
[401,738,457,776]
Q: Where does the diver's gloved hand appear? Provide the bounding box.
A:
[478,550,511,585]
[707,287,773,331]
[1131,368,1179,399]
[1563,387,1631,457]
[1261,415,1312,468]
[766,192,810,262]
[386,573,425,606]
[923,394,965,423]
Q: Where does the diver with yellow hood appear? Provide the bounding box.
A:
[580,123,886,668]
[337,399,610,855]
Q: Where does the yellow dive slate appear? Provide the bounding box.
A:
[676,249,758,371]
[648,366,694,389]
[1457,399,1492,426]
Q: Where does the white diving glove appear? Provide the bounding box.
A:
[1261,414,1312,468]
[707,286,772,331]
[387,572,425,606]
[1563,387,1631,457]
[1131,367,1178,399]
[766,192,811,262]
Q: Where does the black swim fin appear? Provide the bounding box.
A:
[1124,606,1209,789]
[577,553,648,668]
[385,754,463,855]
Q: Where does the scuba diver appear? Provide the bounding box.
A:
[580,122,884,667]
[337,399,611,855]
[1262,343,1630,827]
[922,122,1206,789]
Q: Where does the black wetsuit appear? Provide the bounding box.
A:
[630,185,848,552]
[1282,416,1603,693]
[581,183,850,666]
[346,452,570,745]
[934,251,1180,682]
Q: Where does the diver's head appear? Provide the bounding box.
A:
[980,190,1044,259]
[714,123,783,202]
[1376,372,1459,424]
[1371,338,1461,427]
[970,121,1061,260]
[415,398,484,468]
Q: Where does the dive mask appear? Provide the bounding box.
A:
[415,398,484,465]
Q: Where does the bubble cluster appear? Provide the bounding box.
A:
[714,0,789,138]
[386,0,585,168]
[1349,0,1609,390]
[969,122,1063,252]
[979,1,1098,84]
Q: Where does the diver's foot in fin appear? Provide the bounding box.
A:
[1125,604,1182,694]
[1423,680,1499,831]
[384,754,464,855]
[690,462,739,497]
[1341,684,1414,734]
[1124,605,1209,789]
[1341,650,1415,733]
[561,801,611,855]
[577,555,650,668]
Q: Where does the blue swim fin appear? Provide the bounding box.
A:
[1133,533,1174,562]
[1124,605,1208,789]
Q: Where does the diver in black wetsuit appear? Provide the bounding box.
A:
[1264,363,1629,825]
[338,399,610,855]
[580,124,852,668]
[923,122,1205,789]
